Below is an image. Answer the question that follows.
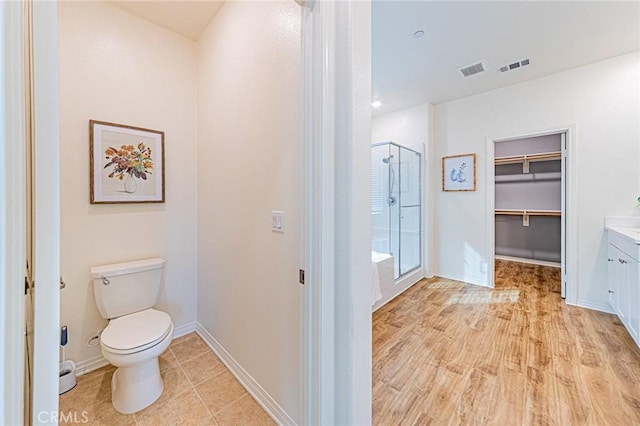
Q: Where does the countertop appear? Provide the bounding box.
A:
[605,216,640,245]
[605,225,640,245]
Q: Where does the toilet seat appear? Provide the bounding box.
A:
[101,308,172,355]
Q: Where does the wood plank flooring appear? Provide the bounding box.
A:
[372,260,640,425]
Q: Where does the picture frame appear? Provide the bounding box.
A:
[442,153,476,192]
[89,120,165,204]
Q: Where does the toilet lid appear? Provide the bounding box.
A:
[101,308,172,353]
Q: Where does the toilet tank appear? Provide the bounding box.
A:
[91,258,166,319]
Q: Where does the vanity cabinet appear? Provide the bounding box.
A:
[607,244,616,311]
[628,254,640,341]
[607,230,640,347]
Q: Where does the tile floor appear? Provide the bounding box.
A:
[59,333,275,425]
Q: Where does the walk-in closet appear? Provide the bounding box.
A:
[494,133,565,292]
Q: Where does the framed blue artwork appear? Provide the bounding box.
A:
[442,153,476,191]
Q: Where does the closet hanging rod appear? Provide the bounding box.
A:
[494,150,562,165]
[495,209,561,227]
[495,209,561,217]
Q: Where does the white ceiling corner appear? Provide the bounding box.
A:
[110,0,225,41]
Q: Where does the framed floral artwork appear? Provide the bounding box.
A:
[89,120,165,204]
[442,153,476,191]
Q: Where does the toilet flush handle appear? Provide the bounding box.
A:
[100,275,110,285]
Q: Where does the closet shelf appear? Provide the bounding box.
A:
[495,151,562,165]
[495,151,562,173]
[495,209,561,227]
[495,209,561,217]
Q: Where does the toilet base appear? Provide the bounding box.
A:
[111,357,163,414]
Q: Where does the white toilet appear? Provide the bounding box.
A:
[91,258,174,414]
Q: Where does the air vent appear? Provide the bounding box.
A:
[499,58,530,73]
[457,60,487,78]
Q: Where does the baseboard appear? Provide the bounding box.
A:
[495,255,561,268]
[574,299,615,315]
[75,354,109,377]
[436,272,491,288]
[173,321,197,338]
[196,323,295,426]
[373,269,424,312]
[74,321,197,377]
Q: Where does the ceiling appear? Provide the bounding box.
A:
[373,1,640,114]
[111,0,224,41]
[108,1,639,112]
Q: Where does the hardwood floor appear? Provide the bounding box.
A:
[372,260,640,425]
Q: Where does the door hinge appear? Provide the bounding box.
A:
[24,276,29,295]
[299,269,305,285]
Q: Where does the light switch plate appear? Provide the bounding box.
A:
[272,211,285,233]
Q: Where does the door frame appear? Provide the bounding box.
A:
[301,0,372,424]
[0,1,28,423]
[30,1,61,423]
[0,1,60,424]
[4,0,372,423]
[485,125,577,305]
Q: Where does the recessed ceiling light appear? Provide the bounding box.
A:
[413,30,425,39]
[372,100,382,108]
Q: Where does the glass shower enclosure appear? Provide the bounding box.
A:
[371,141,422,279]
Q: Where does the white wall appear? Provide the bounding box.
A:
[433,51,640,310]
[373,104,428,154]
[58,1,198,368]
[196,1,302,423]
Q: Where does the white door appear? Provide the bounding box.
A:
[1,1,29,423]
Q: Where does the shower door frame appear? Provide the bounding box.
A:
[371,141,423,279]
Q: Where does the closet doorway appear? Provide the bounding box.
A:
[487,128,575,301]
